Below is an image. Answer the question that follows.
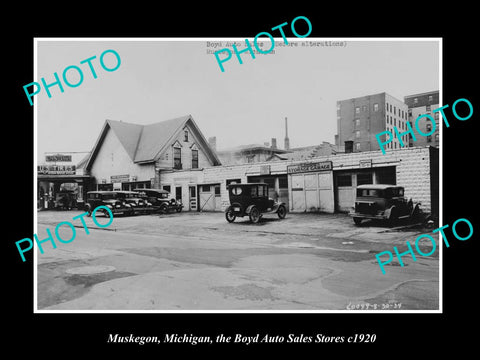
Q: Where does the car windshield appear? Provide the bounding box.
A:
[159,193,169,199]
[384,188,404,198]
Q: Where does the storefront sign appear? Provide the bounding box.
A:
[38,165,76,175]
[45,154,72,162]
[359,160,372,168]
[260,165,271,175]
[287,161,332,174]
[110,174,129,183]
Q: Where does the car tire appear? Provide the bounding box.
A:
[249,207,260,224]
[277,205,286,219]
[225,208,236,223]
[353,217,362,225]
[159,203,168,214]
[388,207,398,226]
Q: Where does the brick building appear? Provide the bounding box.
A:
[335,92,409,152]
[404,90,440,147]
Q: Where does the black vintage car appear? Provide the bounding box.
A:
[225,183,287,223]
[115,191,154,215]
[85,191,133,217]
[134,188,183,213]
[349,184,421,225]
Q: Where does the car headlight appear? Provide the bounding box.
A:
[107,205,113,208]
[115,204,121,208]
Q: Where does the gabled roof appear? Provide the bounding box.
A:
[85,115,220,170]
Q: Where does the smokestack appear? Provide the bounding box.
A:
[271,138,277,149]
[208,136,217,151]
[284,117,290,150]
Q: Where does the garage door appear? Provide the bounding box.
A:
[289,172,334,213]
[199,184,222,211]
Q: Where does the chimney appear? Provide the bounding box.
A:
[284,117,290,150]
[345,140,353,153]
[208,136,217,151]
[271,138,277,149]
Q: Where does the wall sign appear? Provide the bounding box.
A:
[45,154,72,162]
[110,174,130,183]
[38,165,76,175]
[287,161,332,174]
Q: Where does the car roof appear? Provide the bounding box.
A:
[356,184,403,190]
[228,183,266,187]
[134,188,169,194]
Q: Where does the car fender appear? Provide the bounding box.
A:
[384,206,394,219]
[272,202,286,212]
[245,204,256,214]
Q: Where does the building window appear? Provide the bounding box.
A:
[362,105,367,112]
[435,134,439,142]
[408,109,412,117]
[427,135,432,143]
[355,106,360,114]
[184,130,188,142]
[426,123,432,132]
[393,106,396,115]
[214,185,221,196]
[386,115,389,124]
[428,95,433,102]
[414,98,418,104]
[192,149,198,169]
[386,103,389,112]
[355,130,361,138]
[373,103,379,112]
[434,112,439,120]
[173,147,182,169]
[201,185,210,192]
[426,105,431,112]
[390,104,392,112]
[163,185,171,193]
[355,118,360,127]
[337,174,352,187]
[355,143,361,151]
[394,118,396,126]
[357,172,373,185]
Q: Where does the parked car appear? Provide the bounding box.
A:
[85,191,133,216]
[225,183,287,223]
[54,190,77,210]
[115,191,154,215]
[349,184,421,226]
[134,188,183,213]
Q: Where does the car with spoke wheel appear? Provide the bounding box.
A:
[225,183,287,224]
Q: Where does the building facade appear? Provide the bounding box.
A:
[83,117,439,217]
[84,115,221,211]
[335,92,409,152]
[404,90,440,148]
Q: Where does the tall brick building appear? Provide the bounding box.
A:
[404,90,440,148]
[335,92,409,152]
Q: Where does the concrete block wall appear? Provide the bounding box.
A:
[202,146,435,213]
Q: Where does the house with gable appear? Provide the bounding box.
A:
[84,114,221,211]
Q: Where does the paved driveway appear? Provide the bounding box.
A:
[36,210,440,311]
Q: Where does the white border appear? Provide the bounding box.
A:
[33,37,442,314]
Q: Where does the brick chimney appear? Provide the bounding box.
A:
[271,138,277,149]
[208,136,217,151]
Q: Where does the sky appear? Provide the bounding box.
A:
[36,38,440,163]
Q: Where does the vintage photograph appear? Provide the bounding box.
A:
[34,38,440,312]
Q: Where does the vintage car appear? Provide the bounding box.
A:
[225,183,287,223]
[85,191,133,216]
[54,190,77,210]
[134,188,183,213]
[349,184,421,225]
[115,191,154,215]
